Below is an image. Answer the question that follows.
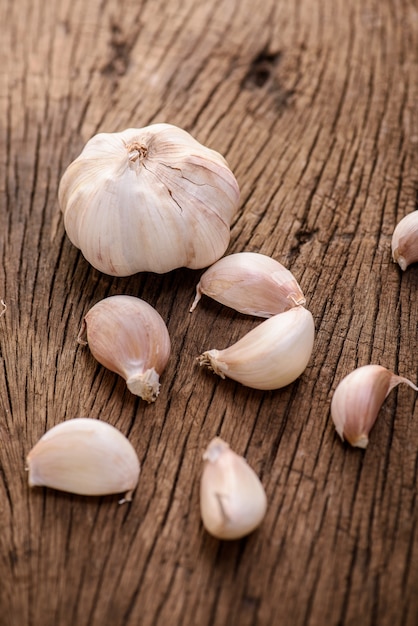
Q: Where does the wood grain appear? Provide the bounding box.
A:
[1,0,418,624]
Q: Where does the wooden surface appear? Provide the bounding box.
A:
[1,0,418,624]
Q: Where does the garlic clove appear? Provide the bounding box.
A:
[27,418,140,501]
[200,437,267,540]
[78,295,170,402]
[198,306,314,390]
[59,124,240,276]
[331,364,418,448]
[190,252,306,317]
[392,211,418,270]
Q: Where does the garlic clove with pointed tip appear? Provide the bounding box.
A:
[190,252,306,317]
[331,364,418,448]
[26,418,140,501]
[198,306,314,390]
[78,295,170,402]
[59,124,240,276]
[200,437,267,540]
[392,211,418,270]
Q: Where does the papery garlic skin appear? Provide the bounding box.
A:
[198,306,314,390]
[190,252,305,317]
[59,124,240,276]
[200,437,267,540]
[27,418,140,501]
[79,295,170,402]
[392,212,418,270]
[331,364,418,448]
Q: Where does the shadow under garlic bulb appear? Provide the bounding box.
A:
[59,124,240,276]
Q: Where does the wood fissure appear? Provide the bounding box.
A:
[2,0,418,624]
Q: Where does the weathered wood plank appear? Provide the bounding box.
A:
[1,0,418,624]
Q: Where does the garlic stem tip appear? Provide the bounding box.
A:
[289,294,306,307]
[118,490,134,504]
[77,319,88,345]
[190,287,202,312]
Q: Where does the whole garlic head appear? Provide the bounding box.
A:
[59,124,240,276]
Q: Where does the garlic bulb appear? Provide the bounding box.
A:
[59,124,240,276]
[27,418,140,501]
[392,211,418,270]
[331,364,418,448]
[198,305,314,390]
[78,295,170,402]
[190,252,305,317]
[200,437,267,540]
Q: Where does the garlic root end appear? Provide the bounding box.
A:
[350,434,369,449]
[126,368,161,402]
[197,351,226,378]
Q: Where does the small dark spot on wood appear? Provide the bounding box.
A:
[242,49,295,110]
[101,21,136,77]
[295,228,317,246]
[242,49,282,89]
[288,228,318,259]
[60,19,70,35]
[9,548,18,566]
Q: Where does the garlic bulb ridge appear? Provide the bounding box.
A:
[79,295,171,402]
[59,124,240,276]
[27,418,140,502]
[190,252,306,317]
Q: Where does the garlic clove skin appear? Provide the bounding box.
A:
[392,211,418,270]
[198,306,314,390]
[190,252,306,317]
[331,364,418,448]
[200,437,267,540]
[27,418,140,501]
[79,295,170,402]
[59,124,240,276]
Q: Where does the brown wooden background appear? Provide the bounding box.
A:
[1,0,418,624]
